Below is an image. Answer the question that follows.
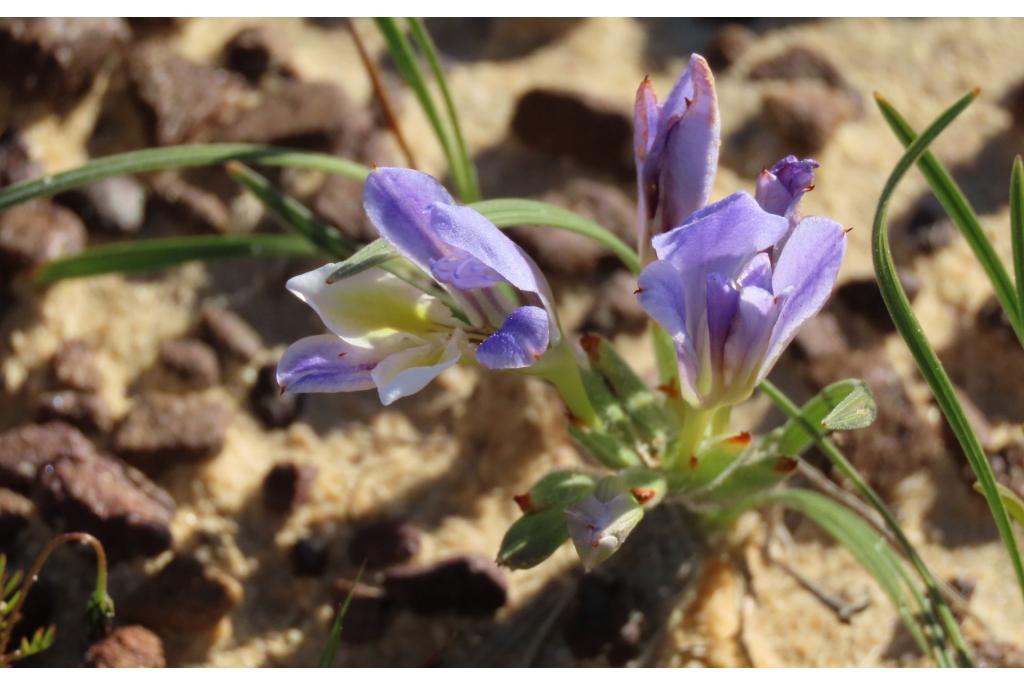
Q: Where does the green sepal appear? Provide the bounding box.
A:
[520,470,597,511]
[497,508,570,570]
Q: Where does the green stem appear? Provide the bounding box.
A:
[666,403,712,472]
[530,340,598,428]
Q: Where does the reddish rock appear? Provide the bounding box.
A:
[84,625,166,668]
[221,26,295,84]
[0,128,42,187]
[261,461,317,513]
[707,23,757,71]
[51,338,102,393]
[123,554,243,632]
[348,519,422,570]
[200,306,264,362]
[749,45,850,90]
[35,390,113,434]
[0,200,87,272]
[210,80,352,144]
[158,338,220,390]
[114,393,230,471]
[762,82,860,154]
[0,421,96,494]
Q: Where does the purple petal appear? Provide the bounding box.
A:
[475,306,550,369]
[277,335,378,394]
[761,216,846,376]
[430,252,504,289]
[722,287,784,399]
[363,167,456,274]
[636,260,700,402]
[755,156,819,217]
[634,77,660,165]
[705,272,740,377]
[737,252,773,291]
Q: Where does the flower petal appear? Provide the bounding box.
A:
[286,264,459,348]
[756,156,819,218]
[276,335,378,394]
[761,216,846,376]
[370,330,464,406]
[636,260,700,403]
[723,286,784,401]
[475,305,550,369]
[705,272,740,381]
[363,167,456,274]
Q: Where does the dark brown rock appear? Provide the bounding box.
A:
[331,578,396,644]
[123,554,243,631]
[900,201,955,255]
[35,390,113,434]
[579,271,649,337]
[0,129,42,187]
[200,306,264,362]
[0,487,34,546]
[261,461,317,513]
[129,46,248,145]
[114,393,230,470]
[762,82,859,154]
[158,338,220,390]
[348,519,422,570]
[210,80,351,144]
[749,46,849,89]
[57,176,147,235]
[221,26,294,83]
[706,23,756,71]
[84,625,166,668]
[563,574,643,666]
[0,200,87,272]
[383,555,507,616]
[0,19,130,105]
[250,363,304,429]
[37,448,175,561]
[148,170,231,234]
[833,272,919,333]
[291,536,329,576]
[1003,79,1024,130]
[0,421,96,494]
[51,338,102,393]
[511,88,633,179]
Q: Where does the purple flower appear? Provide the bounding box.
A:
[636,192,846,409]
[277,168,559,405]
[634,54,720,259]
[755,155,820,220]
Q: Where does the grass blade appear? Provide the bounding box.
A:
[319,564,365,667]
[227,162,357,258]
[472,198,642,274]
[0,144,368,212]
[876,95,1024,344]
[1012,156,1024,325]
[976,481,1024,529]
[34,234,317,284]
[407,18,480,203]
[872,89,1024,611]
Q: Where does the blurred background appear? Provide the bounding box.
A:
[1,17,1024,667]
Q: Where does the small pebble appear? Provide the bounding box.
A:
[200,306,264,362]
[114,392,231,471]
[0,200,87,272]
[250,363,304,429]
[348,519,422,569]
[158,338,220,390]
[35,390,112,433]
[51,339,102,393]
[291,536,329,576]
[123,554,243,631]
[84,625,166,668]
[262,461,317,513]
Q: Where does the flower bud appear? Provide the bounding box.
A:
[565,476,644,570]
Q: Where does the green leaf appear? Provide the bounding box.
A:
[872,89,1024,609]
[324,238,395,283]
[35,234,318,284]
[497,508,570,570]
[768,379,867,457]
[227,162,357,258]
[472,198,642,275]
[3,570,22,601]
[876,94,1024,344]
[0,143,368,212]
[1011,156,1024,327]
[700,454,797,504]
[821,381,877,431]
[523,470,597,510]
[568,424,642,470]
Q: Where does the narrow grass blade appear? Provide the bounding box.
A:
[325,238,396,283]
[759,379,971,666]
[227,162,357,258]
[472,198,642,274]
[975,481,1024,529]
[876,95,1024,344]
[0,144,368,212]
[872,89,1024,612]
[407,17,480,202]
[318,564,365,667]
[1012,156,1024,325]
[34,234,317,284]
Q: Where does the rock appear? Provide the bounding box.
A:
[563,574,643,665]
[980,440,1024,503]
[0,200,87,273]
[221,26,294,83]
[948,576,977,603]
[749,45,850,90]
[0,421,96,494]
[210,80,352,144]
[123,554,243,632]
[511,88,633,179]
[788,311,848,362]
[114,393,231,471]
[51,339,102,393]
[148,170,232,233]
[291,536,329,576]
[761,82,860,155]
[0,19,130,105]
[383,556,507,616]
[0,128,42,187]
[84,625,166,668]
[200,306,264,362]
[331,578,396,644]
[261,461,317,513]
[35,390,113,434]
[972,639,1024,668]
[976,294,1017,342]
[0,487,34,546]
[579,271,649,337]
[348,519,422,570]
[37,447,175,561]
[706,23,756,71]
[158,338,220,390]
[128,46,248,145]
[1003,78,1024,130]
[250,363,304,429]
[833,272,919,333]
[57,176,147,235]
[311,174,379,243]
[900,201,955,255]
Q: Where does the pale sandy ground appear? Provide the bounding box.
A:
[2,17,1024,666]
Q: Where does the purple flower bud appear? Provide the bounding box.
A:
[755,155,820,219]
[564,477,644,570]
[637,192,846,409]
[634,54,720,260]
